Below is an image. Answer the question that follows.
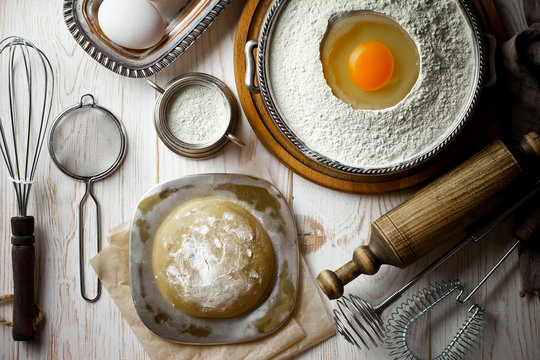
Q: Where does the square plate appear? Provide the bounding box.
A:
[64,0,231,77]
[129,173,299,344]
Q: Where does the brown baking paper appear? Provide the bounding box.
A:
[90,162,335,360]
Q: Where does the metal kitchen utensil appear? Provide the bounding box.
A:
[148,73,245,158]
[385,206,540,359]
[333,183,540,350]
[0,36,54,340]
[385,282,485,360]
[63,0,231,77]
[48,94,127,302]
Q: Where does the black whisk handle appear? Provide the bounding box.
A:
[11,216,36,341]
[515,208,540,243]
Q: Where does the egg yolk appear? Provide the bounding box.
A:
[348,41,394,91]
[320,13,420,110]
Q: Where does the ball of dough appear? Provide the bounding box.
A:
[152,196,275,318]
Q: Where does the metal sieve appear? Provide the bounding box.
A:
[48,94,127,302]
[148,72,245,158]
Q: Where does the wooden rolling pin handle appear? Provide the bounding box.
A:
[317,246,380,299]
[514,208,540,243]
[11,216,36,341]
[516,132,540,177]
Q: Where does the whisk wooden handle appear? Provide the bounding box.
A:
[11,216,36,341]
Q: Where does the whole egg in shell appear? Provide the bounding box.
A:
[98,0,166,50]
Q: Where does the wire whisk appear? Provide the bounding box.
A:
[0,37,54,215]
[333,234,477,351]
[334,293,385,349]
[0,36,54,341]
[332,184,540,352]
[382,203,539,359]
[385,281,485,360]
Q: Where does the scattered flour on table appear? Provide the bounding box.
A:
[166,85,228,144]
[268,0,476,168]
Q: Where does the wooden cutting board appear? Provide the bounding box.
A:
[233,0,505,193]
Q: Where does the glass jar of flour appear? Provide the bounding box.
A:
[148,73,245,158]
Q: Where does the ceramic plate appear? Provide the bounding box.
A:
[129,173,299,344]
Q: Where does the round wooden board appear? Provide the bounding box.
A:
[233,0,504,193]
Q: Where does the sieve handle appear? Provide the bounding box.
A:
[79,180,101,302]
[11,216,36,341]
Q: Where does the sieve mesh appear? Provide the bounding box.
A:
[50,107,123,178]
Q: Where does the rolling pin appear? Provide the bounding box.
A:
[317,132,540,299]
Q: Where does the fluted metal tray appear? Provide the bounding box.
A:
[64,0,231,78]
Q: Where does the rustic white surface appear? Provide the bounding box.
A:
[0,0,538,359]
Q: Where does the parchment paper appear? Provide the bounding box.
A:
[90,161,335,359]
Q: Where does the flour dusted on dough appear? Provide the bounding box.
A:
[152,196,275,319]
[268,0,475,168]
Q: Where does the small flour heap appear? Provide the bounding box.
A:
[268,0,476,168]
[166,84,229,144]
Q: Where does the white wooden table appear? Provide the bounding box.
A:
[1,1,538,359]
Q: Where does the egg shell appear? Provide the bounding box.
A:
[98,0,166,50]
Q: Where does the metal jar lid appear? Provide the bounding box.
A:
[148,73,245,158]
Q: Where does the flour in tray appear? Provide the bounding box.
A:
[268,0,476,168]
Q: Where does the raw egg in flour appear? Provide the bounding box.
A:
[321,13,420,110]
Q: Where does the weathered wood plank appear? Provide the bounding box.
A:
[0,0,538,360]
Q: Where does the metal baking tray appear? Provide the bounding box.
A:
[129,174,299,344]
[245,0,487,175]
[64,0,231,78]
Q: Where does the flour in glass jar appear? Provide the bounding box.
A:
[268,0,477,168]
[166,85,229,144]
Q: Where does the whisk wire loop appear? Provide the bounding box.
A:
[0,36,54,216]
[335,298,371,349]
[335,294,385,350]
[353,295,385,339]
[335,311,365,349]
